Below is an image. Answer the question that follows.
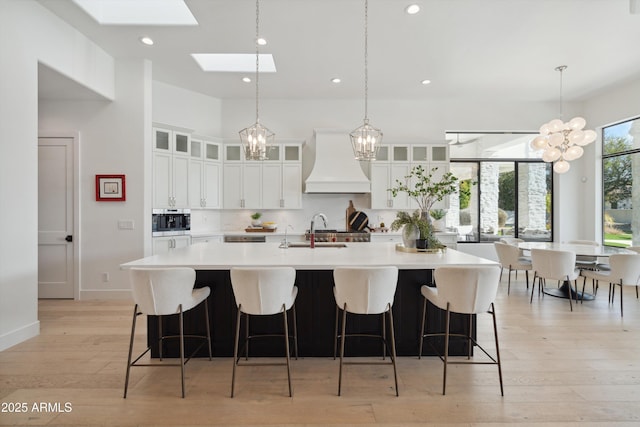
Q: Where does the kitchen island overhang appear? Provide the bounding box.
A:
[121,242,498,357]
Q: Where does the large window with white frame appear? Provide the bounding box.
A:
[602,117,640,247]
[448,133,553,243]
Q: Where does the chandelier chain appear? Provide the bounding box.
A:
[555,65,567,120]
[364,0,368,121]
[255,0,260,123]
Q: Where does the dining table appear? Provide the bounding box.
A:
[518,242,636,301]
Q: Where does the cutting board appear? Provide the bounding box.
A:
[346,200,356,230]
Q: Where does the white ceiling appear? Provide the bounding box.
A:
[37,0,640,104]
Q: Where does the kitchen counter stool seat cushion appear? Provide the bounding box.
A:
[124,267,212,399]
[230,267,298,397]
[419,265,503,395]
[580,253,640,317]
[333,266,399,396]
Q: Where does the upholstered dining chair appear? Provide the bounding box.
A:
[567,240,600,270]
[124,267,212,398]
[333,266,399,396]
[229,267,298,397]
[580,253,640,317]
[494,241,531,294]
[419,265,503,395]
[530,248,580,311]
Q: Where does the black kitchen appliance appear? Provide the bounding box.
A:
[152,209,191,236]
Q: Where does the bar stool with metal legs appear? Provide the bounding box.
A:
[230,267,298,397]
[419,265,503,396]
[333,266,399,396]
[124,267,212,398]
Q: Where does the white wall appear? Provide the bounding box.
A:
[0,0,115,350]
[153,81,222,137]
[39,59,152,299]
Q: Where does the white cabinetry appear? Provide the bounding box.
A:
[222,142,302,209]
[370,143,449,210]
[189,138,222,209]
[153,126,191,209]
[370,145,411,209]
[152,235,191,255]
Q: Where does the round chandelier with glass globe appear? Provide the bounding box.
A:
[530,65,597,174]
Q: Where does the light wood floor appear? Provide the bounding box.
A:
[2,275,640,426]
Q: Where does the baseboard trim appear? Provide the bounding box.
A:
[0,320,40,351]
[80,289,132,300]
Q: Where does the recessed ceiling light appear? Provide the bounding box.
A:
[256,38,267,46]
[405,4,420,15]
[242,77,251,83]
[139,36,154,46]
[72,0,198,25]
[421,79,431,85]
[191,54,277,72]
[331,78,341,84]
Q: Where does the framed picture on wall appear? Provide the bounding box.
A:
[95,174,126,201]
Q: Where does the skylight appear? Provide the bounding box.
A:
[191,54,277,73]
[72,0,198,26]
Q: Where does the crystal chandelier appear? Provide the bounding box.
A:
[531,65,597,174]
[239,0,274,161]
[349,0,382,161]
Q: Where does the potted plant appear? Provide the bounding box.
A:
[429,208,447,232]
[389,165,458,248]
[250,212,262,227]
[390,210,446,250]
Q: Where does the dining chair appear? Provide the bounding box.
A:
[333,266,399,396]
[124,267,212,398]
[580,254,640,316]
[567,240,600,270]
[419,265,503,395]
[229,267,298,397]
[494,241,531,294]
[530,248,580,311]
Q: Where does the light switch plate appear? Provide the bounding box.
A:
[118,219,135,230]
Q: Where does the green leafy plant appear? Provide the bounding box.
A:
[390,210,443,246]
[429,208,446,220]
[250,212,262,220]
[389,165,459,215]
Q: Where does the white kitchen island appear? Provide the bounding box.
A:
[121,241,494,270]
[121,242,496,358]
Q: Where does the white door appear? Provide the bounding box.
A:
[38,137,74,298]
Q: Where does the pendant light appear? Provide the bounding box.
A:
[530,65,597,174]
[239,0,274,161]
[349,0,382,161]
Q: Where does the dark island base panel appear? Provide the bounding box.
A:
[148,269,475,358]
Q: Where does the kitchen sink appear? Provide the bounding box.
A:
[287,242,347,248]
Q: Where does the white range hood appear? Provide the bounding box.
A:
[305,129,371,193]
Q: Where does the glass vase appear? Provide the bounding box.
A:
[402,224,419,248]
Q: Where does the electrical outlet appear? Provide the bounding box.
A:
[102,272,109,282]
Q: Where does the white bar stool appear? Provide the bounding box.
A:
[333,266,399,396]
[124,267,212,398]
[419,265,503,395]
[229,267,298,397]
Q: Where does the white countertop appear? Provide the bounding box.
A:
[121,242,496,270]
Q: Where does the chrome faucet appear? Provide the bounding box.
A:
[279,225,294,249]
[309,213,328,248]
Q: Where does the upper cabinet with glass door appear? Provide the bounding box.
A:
[153,125,191,156]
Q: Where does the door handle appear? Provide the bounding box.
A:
[65,235,73,242]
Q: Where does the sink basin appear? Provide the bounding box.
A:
[287,242,347,248]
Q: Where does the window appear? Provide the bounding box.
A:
[448,133,553,243]
[602,117,640,247]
